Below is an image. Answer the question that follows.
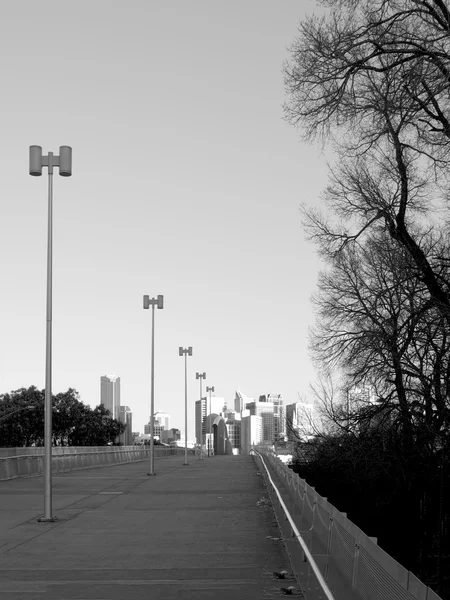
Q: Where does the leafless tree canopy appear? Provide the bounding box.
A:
[311,231,450,443]
[285,0,450,317]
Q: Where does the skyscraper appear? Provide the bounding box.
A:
[246,399,274,445]
[258,394,285,442]
[118,406,133,445]
[286,401,314,441]
[241,414,262,453]
[195,396,226,444]
[154,411,170,431]
[234,390,254,413]
[100,375,121,420]
[195,398,207,444]
[270,394,285,441]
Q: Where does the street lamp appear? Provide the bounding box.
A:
[206,386,214,457]
[29,145,72,523]
[195,372,206,460]
[143,294,164,476]
[179,347,192,466]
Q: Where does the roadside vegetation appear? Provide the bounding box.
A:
[0,386,126,447]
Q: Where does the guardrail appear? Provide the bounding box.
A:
[252,446,442,600]
[0,446,187,481]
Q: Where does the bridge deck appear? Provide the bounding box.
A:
[0,454,303,599]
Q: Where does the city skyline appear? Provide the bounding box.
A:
[0,1,329,435]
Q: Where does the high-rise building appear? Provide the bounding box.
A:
[241,414,262,454]
[259,394,285,441]
[154,411,170,431]
[118,406,133,445]
[195,397,207,444]
[225,412,241,454]
[100,375,121,420]
[246,399,275,444]
[195,396,226,444]
[286,401,315,441]
[234,390,254,413]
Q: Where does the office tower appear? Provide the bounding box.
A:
[234,390,255,413]
[195,396,226,444]
[100,375,121,420]
[285,401,314,441]
[256,394,285,442]
[154,411,170,431]
[195,397,207,444]
[241,414,262,454]
[118,406,133,445]
[246,398,275,445]
[224,411,241,454]
[269,394,285,441]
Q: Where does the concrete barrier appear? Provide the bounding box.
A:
[0,446,187,481]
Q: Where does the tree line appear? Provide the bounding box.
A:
[284,1,450,596]
[0,386,126,447]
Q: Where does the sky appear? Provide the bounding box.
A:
[0,1,330,437]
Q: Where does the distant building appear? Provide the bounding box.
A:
[226,421,241,454]
[223,406,240,421]
[195,396,226,444]
[175,435,195,448]
[195,397,207,444]
[234,390,255,413]
[260,394,285,441]
[100,375,120,420]
[241,414,262,454]
[154,411,170,431]
[161,428,181,444]
[246,399,275,444]
[212,415,233,455]
[347,385,377,407]
[223,408,241,454]
[144,421,164,439]
[118,406,133,445]
[286,401,314,441]
[347,386,390,432]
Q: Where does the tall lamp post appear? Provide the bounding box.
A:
[206,385,214,457]
[179,347,192,466]
[29,145,72,522]
[195,372,206,460]
[143,294,164,476]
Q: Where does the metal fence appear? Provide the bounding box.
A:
[0,446,187,480]
[254,446,442,600]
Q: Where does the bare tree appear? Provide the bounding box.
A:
[285,0,450,318]
[310,230,450,448]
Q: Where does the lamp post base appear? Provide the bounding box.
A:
[37,516,58,523]
[183,462,190,466]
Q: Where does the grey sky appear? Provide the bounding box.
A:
[0,1,328,436]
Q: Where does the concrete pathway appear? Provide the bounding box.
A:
[0,454,300,599]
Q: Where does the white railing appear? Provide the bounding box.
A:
[0,446,186,480]
[252,446,442,600]
[253,448,336,599]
